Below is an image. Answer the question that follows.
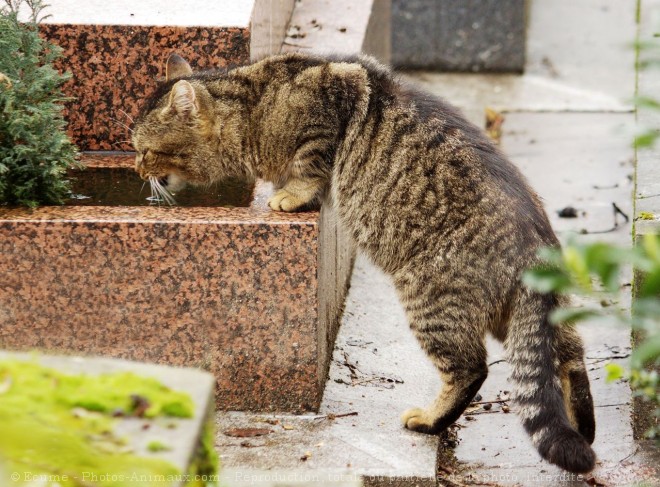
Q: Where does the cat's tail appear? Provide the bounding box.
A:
[505,288,596,474]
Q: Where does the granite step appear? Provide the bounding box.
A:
[0,152,353,412]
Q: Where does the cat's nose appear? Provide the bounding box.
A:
[135,153,144,170]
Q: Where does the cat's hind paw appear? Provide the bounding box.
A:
[401,407,440,435]
[268,188,305,212]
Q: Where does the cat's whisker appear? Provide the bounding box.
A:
[150,177,177,206]
[110,140,133,149]
[148,177,158,206]
[109,117,134,134]
[117,108,135,124]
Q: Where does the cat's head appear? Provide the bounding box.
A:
[132,54,219,197]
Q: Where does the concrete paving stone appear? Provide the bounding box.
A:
[501,112,635,246]
[401,72,632,127]
[526,0,637,105]
[281,0,391,63]
[20,0,257,27]
[220,468,362,487]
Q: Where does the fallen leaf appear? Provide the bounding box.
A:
[130,394,151,418]
[485,108,505,144]
[224,428,273,438]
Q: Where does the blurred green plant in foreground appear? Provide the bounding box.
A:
[524,234,660,443]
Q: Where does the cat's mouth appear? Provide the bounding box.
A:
[144,173,187,205]
[154,173,186,192]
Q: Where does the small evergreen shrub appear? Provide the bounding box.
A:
[0,0,78,208]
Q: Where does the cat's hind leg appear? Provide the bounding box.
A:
[400,297,488,434]
[555,324,596,444]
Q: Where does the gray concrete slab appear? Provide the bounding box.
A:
[526,0,636,105]
[400,71,632,127]
[220,468,362,486]
[216,257,439,483]
[502,112,635,245]
[281,0,391,64]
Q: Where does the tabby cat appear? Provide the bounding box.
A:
[132,52,596,473]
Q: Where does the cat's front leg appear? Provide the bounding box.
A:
[268,177,324,212]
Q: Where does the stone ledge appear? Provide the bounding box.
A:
[0,153,346,413]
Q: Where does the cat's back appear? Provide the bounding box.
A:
[332,56,557,272]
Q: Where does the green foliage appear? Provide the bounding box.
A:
[635,34,660,149]
[524,234,660,442]
[0,0,79,208]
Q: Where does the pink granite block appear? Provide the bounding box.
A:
[40,24,250,151]
[36,0,296,151]
[0,154,352,412]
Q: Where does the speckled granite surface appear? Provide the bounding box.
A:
[0,154,327,412]
[40,24,250,151]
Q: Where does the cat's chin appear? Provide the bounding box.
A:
[165,173,186,192]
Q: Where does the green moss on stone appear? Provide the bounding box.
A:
[0,359,196,486]
[147,441,171,453]
[185,419,220,487]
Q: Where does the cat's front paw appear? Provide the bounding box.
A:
[268,189,305,212]
[402,407,440,435]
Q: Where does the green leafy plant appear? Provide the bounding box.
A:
[0,0,79,207]
[634,26,660,150]
[524,234,660,443]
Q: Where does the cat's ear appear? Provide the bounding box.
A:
[166,53,193,81]
[164,80,197,119]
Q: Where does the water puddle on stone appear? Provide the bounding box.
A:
[67,167,253,207]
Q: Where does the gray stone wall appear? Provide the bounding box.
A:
[392,0,525,72]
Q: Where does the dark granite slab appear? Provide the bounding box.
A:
[391,0,526,72]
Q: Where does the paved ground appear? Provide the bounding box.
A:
[215,1,659,485]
